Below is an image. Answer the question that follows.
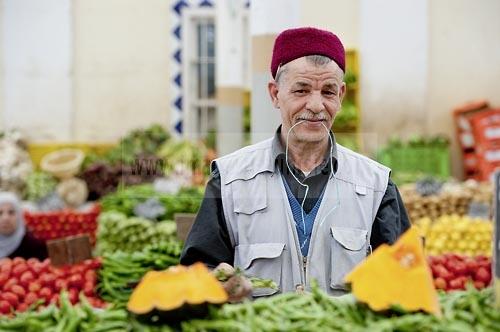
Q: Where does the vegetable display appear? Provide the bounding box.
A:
[24,171,57,202]
[127,263,228,323]
[428,254,492,292]
[0,130,33,196]
[80,124,171,200]
[345,227,440,315]
[401,180,492,221]
[96,211,178,254]
[0,292,128,332]
[99,184,203,220]
[157,140,206,177]
[23,204,100,244]
[103,124,170,165]
[98,242,182,304]
[0,257,104,316]
[416,215,492,256]
[182,283,500,332]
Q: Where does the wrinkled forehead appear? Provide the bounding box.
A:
[283,57,344,83]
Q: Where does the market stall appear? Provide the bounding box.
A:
[1,126,499,331]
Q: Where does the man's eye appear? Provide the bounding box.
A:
[323,91,336,96]
[294,90,307,94]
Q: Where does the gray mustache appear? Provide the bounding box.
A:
[296,112,329,121]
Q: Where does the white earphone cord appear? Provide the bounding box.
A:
[284,121,340,250]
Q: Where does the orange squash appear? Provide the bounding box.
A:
[344,227,441,316]
[127,262,228,322]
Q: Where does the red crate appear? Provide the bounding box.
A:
[470,108,500,145]
[474,140,500,181]
[452,100,492,179]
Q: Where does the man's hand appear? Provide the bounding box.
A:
[212,263,252,303]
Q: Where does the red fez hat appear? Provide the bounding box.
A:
[271,27,345,78]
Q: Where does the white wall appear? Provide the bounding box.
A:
[428,0,500,178]
[300,0,359,49]
[0,1,4,130]
[2,0,73,141]
[73,0,170,142]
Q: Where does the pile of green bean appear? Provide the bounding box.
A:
[0,292,129,332]
[98,242,182,304]
[181,284,500,332]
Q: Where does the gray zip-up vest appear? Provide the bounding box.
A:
[214,138,390,297]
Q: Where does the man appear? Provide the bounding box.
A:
[181,27,410,296]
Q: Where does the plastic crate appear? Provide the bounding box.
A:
[378,146,450,184]
[471,108,500,145]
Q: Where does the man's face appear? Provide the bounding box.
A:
[268,57,346,143]
[0,203,18,236]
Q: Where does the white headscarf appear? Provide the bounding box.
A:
[0,192,26,258]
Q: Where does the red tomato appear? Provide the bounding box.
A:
[477,260,491,270]
[29,262,45,275]
[54,279,69,292]
[41,259,51,269]
[24,292,38,305]
[3,278,19,291]
[70,265,85,275]
[68,274,84,289]
[12,257,25,266]
[68,288,79,305]
[434,277,447,290]
[476,255,489,262]
[84,270,97,283]
[10,285,26,300]
[19,271,35,288]
[39,273,56,288]
[51,268,66,278]
[451,262,468,276]
[464,258,478,273]
[474,267,491,285]
[0,272,9,285]
[90,257,102,269]
[83,281,95,297]
[49,294,60,305]
[28,281,42,293]
[433,256,446,265]
[0,260,12,275]
[38,287,52,302]
[0,300,11,314]
[474,280,486,290]
[1,292,19,308]
[12,264,29,278]
[83,259,94,268]
[26,258,39,266]
[435,265,453,282]
[17,303,29,312]
[448,278,463,290]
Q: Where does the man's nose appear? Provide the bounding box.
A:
[306,92,325,113]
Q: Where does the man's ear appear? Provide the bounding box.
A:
[339,82,347,104]
[268,80,280,109]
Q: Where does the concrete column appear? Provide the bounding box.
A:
[250,0,299,144]
[216,0,245,155]
[2,0,73,141]
[359,0,429,155]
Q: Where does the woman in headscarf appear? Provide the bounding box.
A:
[0,192,47,259]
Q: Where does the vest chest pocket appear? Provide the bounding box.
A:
[234,242,285,297]
[231,174,267,215]
[329,226,368,290]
